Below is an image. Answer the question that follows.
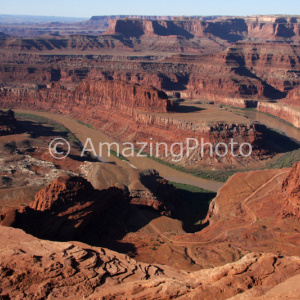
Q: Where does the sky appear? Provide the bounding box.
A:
[0,0,299,18]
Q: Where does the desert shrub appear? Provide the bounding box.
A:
[1,176,12,187]
[21,139,31,148]
[1,141,17,154]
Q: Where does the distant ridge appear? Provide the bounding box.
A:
[0,14,88,24]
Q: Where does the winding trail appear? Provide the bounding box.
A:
[137,170,289,245]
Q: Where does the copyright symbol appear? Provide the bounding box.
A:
[49,138,70,160]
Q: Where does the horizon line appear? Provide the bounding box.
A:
[1,13,300,19]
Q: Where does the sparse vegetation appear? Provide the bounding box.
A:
[20,139,31,148]
[138,151,238,182]
[267,148,300,169]
[15,112,81,146]
[1,176,12,188]
[2,140,17,154]
[76,120,94,129]
[109,149,129,162]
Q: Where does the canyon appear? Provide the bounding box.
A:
[1,141,300,298]
[0,14,300,300]
[0,82,277,169]
[0,17,300,171]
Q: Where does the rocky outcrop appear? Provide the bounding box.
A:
[186,75,267,100]
[0,226,179,299]
[1,225,300,299]
[0,176,126,241]
[92,252,300,300]
[0,169,181,240]
[0,109,17,136]
[257,102,300,128]
[282,162,300,220]
[86,163,179,216]
[31,176,98,211]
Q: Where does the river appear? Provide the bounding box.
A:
[15,109,224,192]
[245,110,300,144]
[14,108,300,193]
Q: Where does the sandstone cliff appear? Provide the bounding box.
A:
[0,40,299,104]
[104,16,300,43]
[282,161,300,220]
[0,79,173,115]
[86,163,179,216]
[257,102,300,128]
[0,176,126,241]
[0,81,274,168]
[286,85,300,105]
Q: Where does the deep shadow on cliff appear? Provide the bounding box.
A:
[0,176,157,254]
[0,169,209,254]
[255,124,300,153]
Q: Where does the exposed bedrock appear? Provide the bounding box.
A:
[1,225,300,299]
[0,169,180,240]
[97,17,300,43]
[0,79,173,114]
[199,161,300,261]
[257,101,300,128]
[86,163,179,215]
[281,162,300,220]
[0,176,126,241]
[0,40,299,103]
[0,82,274,168]
[286,85,300,105]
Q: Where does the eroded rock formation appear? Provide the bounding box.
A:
[0,176,126,241]
[86,163,179,215]
[0,80,274,168]
[0,79,172,115]
[0,225,299,299]
[0,40,299,105]
[282,161,300,220]
[258,102,300,128]
[0,169,181,239]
